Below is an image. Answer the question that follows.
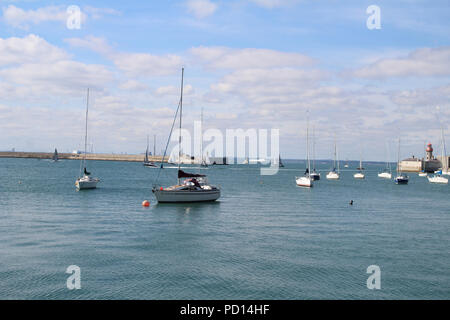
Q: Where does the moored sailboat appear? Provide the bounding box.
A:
[326,135,340,180]
[75,89,100,190]
[394,138,408,185]
[152,68,220,203]
[296,117,313,188]
[378,141,392,179]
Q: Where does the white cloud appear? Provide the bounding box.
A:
[186,0,217,19]
[2,5,67,29]
[155,84,193,96]
[0,34,69,66]
[350,47,450,79]
[113,52,182,77]
[190,46,315,69]
[119,80,149,91]
[250,0,298,9]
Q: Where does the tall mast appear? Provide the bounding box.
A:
[442,128,447,171]
[333,134,337,170]
[201,107,204,163]
[306,117,310,174]
[84,88,89,169]
[312,126,316,170]
[178,68,184,184]
[397,138,401,174]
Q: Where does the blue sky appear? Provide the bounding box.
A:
[0,0,449,161]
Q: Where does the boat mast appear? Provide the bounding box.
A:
[397,138,402,175]
[83,88,89,172]
[442,128,447,172]
[333,134,337,171]
[178,68,184,184]
[306,117,310,174]
[201,107,204,164]
[312,126,316,171]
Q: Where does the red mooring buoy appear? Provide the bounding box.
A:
[142,200,150,207]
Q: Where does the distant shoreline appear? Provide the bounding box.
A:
[0,151,166,163]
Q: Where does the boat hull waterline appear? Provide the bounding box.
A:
[153,189,221,203]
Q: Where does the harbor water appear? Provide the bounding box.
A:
[0,158,449,299]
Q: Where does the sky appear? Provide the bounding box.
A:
[0,0,449,161]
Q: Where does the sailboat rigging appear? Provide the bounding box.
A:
[152,68,220,203]
[75,89,100,190]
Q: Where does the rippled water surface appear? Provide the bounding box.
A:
[0,158,449,299]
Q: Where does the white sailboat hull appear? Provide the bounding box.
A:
[427,176,449,184]
[296,176,313,187]
[354,173,365,179]
[326,172,340,180]
[76,176,99,190]
[153,189,221,203]
[378,172,392,179]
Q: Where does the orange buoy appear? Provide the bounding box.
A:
[142,200,150,207]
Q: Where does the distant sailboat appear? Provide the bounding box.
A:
[52,148,59,162]
[278,155,285,168]
[326,135,340,180]
[143,135,157,167]
[75,89,100,190]
[310,127,320,180]
[296,117,313,188]
[395,138,409,185]
[354,147,365,179]
[378,141,392,179]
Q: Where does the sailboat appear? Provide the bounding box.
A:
[310,127,320,180]
[295,118,313,188]
[428,129,448,184]
[143,135,157,167]
[378,141,392,179]
[152,68,220,203]
[52,148,59,162]
[278,155,285,168]
[394,138,408,184]
[344,160,349,168]
[75,89,100,190]
[354,148,365,179]
[326,136,340,180]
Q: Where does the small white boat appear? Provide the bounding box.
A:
[378,142,392,179]
[354,149,365,179]
[327,171,340,180]
[75,88,100,190]
[427,174,448,184]
[296,175,313,187]
[354,172,365,179]
[378,171,392,179]
[296,116,313,188]
[418,172,427,177]
[76,171,100,190]
[327,136,340,180]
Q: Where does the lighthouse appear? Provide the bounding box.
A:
[426,143,434,161]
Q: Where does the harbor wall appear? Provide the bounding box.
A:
[0,152,166,163]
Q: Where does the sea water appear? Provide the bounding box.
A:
[0,158,448,299]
